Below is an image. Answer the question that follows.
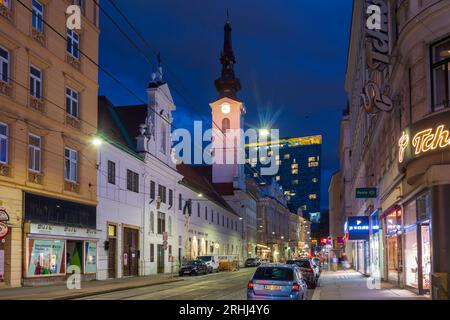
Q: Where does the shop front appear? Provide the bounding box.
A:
[381,205,402,284]
[369,210,383,279]
[23,193,98,286]
[345,216,370,275]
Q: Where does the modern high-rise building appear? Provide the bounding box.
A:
[245,135,322,220]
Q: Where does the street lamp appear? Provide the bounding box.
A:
[259,128,270,138]
[91,137,103,147]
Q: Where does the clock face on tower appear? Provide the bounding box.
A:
[221,102,231,114]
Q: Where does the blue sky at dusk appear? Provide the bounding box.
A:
[98,0,353,209]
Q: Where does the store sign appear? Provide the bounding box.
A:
[398,110,450,167]
[361,0,393,114]
[30,223,98,238]
[347,217,370,241]
[356,188,377,199]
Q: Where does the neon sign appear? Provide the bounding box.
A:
[398,111,450,166]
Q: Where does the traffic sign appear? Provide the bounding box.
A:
[356,188,377,199]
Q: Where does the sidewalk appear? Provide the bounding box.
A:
[0,274,183,300]
[312,270,430,300]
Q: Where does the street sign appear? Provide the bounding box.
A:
[347,216,370,241]
[356,188,377,199]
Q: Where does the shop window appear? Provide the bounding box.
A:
[84,241,97,274]
[27,239,65,276]
[1,0,11,10]
[405,225,418,289]
[431,38,450,111]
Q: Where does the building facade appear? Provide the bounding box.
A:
[344,0,450,299]
[246,135,322,220]
[0,0,99,287]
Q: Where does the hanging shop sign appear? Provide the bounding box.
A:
[361,0,393,114]
[356,188,377,199]
[0,208,10,222]
[347,216,370,241]
[398,110,450,167]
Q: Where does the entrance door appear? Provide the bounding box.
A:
[420,224,431,293]
[107,238,117,278]
[157,244,165,274]
[123,227,139,277]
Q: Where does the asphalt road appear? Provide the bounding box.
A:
[77,268,315,300]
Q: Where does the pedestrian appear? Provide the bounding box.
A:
[331,254,338,272]
[341,253,348,271]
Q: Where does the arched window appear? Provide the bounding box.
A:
[222,118,230,133]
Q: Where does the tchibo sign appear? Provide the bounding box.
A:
[398,110,450,167]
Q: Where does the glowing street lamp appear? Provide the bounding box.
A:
[91,137,103,147]
[259,128,270,138]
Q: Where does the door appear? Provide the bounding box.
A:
[123,227,139,277]
[157,244,165,274]
[107,238,117,278]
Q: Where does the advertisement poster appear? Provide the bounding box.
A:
[0,249,4,280]
[27,239,65,276]
[85,241,97,274]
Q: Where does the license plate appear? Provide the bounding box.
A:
[264,285,281,291]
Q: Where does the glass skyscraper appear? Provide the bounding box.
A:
[245,135,322,221]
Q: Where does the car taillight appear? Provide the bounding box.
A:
[292,283,300,292]
[247,281,254,289]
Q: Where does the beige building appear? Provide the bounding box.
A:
[0,0,99,287]
[345,0,450,299]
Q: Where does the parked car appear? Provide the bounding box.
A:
[179,260,208,276]
[286,259,317,289]
[247,264,308,300]
[198,255,219,273]
[245,258,261,267]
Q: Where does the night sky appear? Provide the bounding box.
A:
[98,0,353,209]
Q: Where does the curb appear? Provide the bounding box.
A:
[50,278,185,300]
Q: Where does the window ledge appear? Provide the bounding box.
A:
[28,171,43,184]
[66,114,81,130]
[0,81,13,98]
[64,180,79,193]
[31,28,46,47]
[66,53,81,70]
[29,96,45,113]
[0,163,11,177]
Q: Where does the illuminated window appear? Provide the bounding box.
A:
[276,155,280,160]
[276,160,282,166]
[308,157,316,162]
[268,150,273,156]
[308,162,319,168]
[292,169,298,175]
[291,163,298,169]
[260,157,266,162]
[312,178,318,183]
[309,194,317,200]
[253,173,258,178]
[245,159,250,164]
[431,38,450,111]
[251,163,256,168]
[284,154,290,160]
[251,158,257,163]
[275,176,280,182]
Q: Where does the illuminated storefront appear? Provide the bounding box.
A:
[23,193,98,284]
[369,210,383,279]
[381,206,402,284]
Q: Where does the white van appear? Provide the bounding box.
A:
[197,255,219,273]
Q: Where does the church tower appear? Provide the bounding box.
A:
[210,13,246,188]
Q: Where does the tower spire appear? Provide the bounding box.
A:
[214,11,241,100]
